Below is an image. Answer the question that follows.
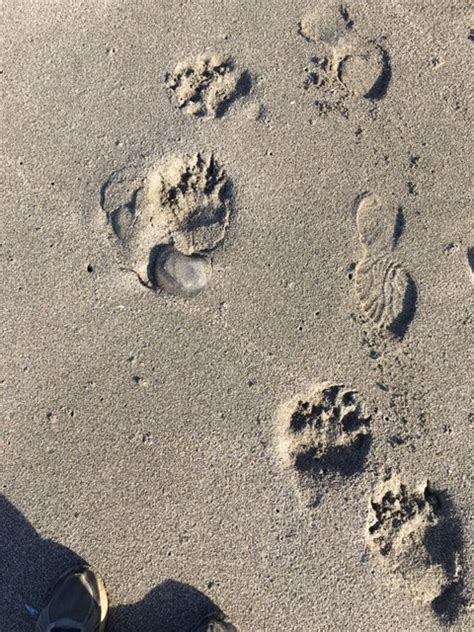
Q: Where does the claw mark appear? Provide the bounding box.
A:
[165,53,251,118]
[367,475,465,623]
[100,153,233,294]
[275,383,371,485]
[299,8,391,116]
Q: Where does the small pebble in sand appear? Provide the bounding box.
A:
[153,248,211,296]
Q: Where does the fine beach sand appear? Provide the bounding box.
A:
[1,1,473,630]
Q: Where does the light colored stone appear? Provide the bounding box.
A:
[153,248,211,296]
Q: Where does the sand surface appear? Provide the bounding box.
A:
[1,1,473,630]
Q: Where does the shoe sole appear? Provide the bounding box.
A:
[40,565,109,632]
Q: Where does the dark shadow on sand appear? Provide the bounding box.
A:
[392,207,406,247]
[295,433,372,479]
[467,246,474,275]
[0,495,85,631]
[389,273,418,339]
[215,70,252,118]
[111,580,220,632]
[365,48,391,101]
[0,495,225,632]
[425,489,466,624]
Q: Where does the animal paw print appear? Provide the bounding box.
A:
[354,194,417,338]
[367,475,465,622]
[101,153,233,295]
[165,53,251,118]
[300,6,391,115]
[275,383,371,482]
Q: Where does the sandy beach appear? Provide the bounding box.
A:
[1,1,473,630]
